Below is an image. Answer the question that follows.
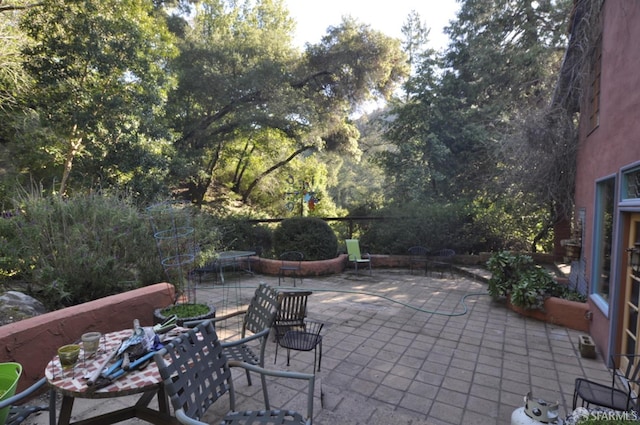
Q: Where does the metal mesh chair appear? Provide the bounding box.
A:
[184,282,279,408]
[427,249,455,277]
[154,321,315,425]
[275,319,324,373]
[278,251,304,287]
[273,290,311,341]
[573,354,640,412]
[407,246,430,275]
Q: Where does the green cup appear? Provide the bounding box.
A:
[58,344,81,370]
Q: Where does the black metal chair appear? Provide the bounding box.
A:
[275,319,324,373]
[272,290,311,358]
[407,246,430,275]
[0,377,53,425]
[184,282,279,408]
[154,320,316,425]
[247,246,262,274]
[573,354,640,412]
[279,251,304,287]
[427,249,455,277]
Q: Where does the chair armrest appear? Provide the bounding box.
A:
[220,327,270,348]
[0,377,47,410]
[228,360,315,381]
[227,360,315,419]
[175,408,207,425]
[183,309,247,328]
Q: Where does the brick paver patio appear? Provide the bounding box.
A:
[25,268,611,425]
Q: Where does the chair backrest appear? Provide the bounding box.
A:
[408,246,429,257]
[280,251,304,263]
[154,321,234,421]
[275,290,312,339]
[346,239,364,261]
[431,249,455,261]
[244,283,280,336]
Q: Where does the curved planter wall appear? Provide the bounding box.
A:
[252,254,348,276]
[250,253,422,276]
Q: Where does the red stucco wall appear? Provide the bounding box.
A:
[573,1,640,355]
[0,283,175,392]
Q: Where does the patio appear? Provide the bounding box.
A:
[24,268,611,425]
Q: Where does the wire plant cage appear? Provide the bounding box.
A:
[147,201,198,304]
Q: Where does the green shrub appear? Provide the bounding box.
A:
[0,209,25,280]
[4,191,164,310]
[273,217,338,260]
[357,201,504,255]
[486,251,585,310]
[201,215,273,258]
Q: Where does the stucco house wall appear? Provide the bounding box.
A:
[571,0,640,359]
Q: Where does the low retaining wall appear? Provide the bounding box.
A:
[0,283,175,392]
[253,254,348,276]
[251,253,430,275]
[507,297,590,332]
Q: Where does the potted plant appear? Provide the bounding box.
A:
[486,251,584,311]
[148,202,216,326]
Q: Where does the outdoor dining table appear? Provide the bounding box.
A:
[45,328,184,425]
[213,250,256,283]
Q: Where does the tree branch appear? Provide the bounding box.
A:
[241,145,314,203]
[0,2,44,12]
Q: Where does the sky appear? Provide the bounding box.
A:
[283,0,461,51]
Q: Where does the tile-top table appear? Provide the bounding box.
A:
[46,328,184,425]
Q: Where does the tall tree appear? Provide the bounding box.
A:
[19,0,177,195]
[376,11,448,202]
[379,1,571,204]
[167,2,409,205]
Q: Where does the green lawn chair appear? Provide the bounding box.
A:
[345,239,372,275]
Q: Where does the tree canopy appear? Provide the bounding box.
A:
[0,0,579,252]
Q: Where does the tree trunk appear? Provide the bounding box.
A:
[59,135,83,196]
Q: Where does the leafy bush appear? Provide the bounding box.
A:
[201,215,273,258]
[352,196,554,255]
[2,191,164,310]
[486,251,585,310]
[357,201,483,255]
[273,217,338,260]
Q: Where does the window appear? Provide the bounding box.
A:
[623,167,640,200]
[593,177,615,300]
[588,36,602,132]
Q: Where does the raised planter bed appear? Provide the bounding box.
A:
[507,296,590,332]
[251,254,348,276]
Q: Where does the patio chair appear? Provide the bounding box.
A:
[273,290,312,341]
[184,282,279,408]
[279,251,304,287]
[154,320,316,425]
[247,245,262,274]
[275,319,324,373]
[407,246,430,275]
[345,239,371,275]
[0,377,52,425]
[427,249,455,277]
[573,353,640,412]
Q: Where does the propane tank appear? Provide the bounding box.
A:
[511,392,560,425]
